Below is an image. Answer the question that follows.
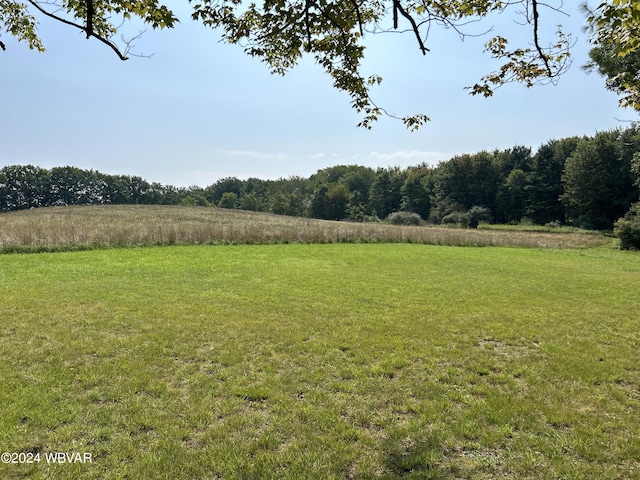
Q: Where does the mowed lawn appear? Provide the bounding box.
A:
[0,244,638,479]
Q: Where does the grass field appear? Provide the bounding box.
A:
[0,230,639,478]
[0,205,610,252]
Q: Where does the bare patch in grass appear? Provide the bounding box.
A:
[476,338,546,360]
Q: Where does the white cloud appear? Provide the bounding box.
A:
[306,153,327,160]
[165,170,237,187]
[219,150,288,161]
[367,150,452,167]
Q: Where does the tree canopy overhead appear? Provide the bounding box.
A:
[1,1,639,128]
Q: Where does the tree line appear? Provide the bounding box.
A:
[2,126,640,232]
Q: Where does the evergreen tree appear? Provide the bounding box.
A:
[526,137,580,224]
[560,130,636,229]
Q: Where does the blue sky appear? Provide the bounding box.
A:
[1,2,635,186]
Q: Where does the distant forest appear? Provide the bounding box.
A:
[3,126,640,230]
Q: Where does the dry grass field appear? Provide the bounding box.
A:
[0,205,610,253]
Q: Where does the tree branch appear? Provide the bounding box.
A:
[531,0,553,76]
[392,0,429,54]
[347,0,364,36]
[393,0,398,29]
[85,0,94,38]
[27,0,128,60]
[304,0,312,51]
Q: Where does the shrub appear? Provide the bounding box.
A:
[441,211,470,228]
[615,203,640,250]
[386,211,423,226]
[467,205,493,229]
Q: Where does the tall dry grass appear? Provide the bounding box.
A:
[0,205,609,252]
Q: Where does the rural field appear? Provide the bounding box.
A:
[0,206,638,479]
[0,205,609,253]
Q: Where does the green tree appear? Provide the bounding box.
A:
[268,189,304,217]
[431,152,500,215]
[2,1,594,128]
[560,130,637,229]
[47,166,104,206]
[614,150,640,248]
[127,176,152,204]
[325,183,350,220]
[0,164,49,211]
[180,188,211,206]
[467,205,493,228]
[369,168,403,219]
[615,203,640,249]
[525,137,580,225]
[585,41,640,111]
[312,165,376,219]
[205,177,244,205]
[338,166,376,198]
[346,190,368,221]
[560,138,608,228]
[309,183,348,220]
[493,146,532,178]
[400,167,431,219]
[310,165,357,185]
[308,184,329,219]
[239,191,264,212]
[240,178,268,202]
[148,183,182,205]
[496,168,527,224]
[583,1,640,111]
[218,191,239,209]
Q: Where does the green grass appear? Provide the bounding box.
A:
[477,222,604,235]
[0,243,638,478]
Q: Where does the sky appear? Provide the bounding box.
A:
[1,2,636,187]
